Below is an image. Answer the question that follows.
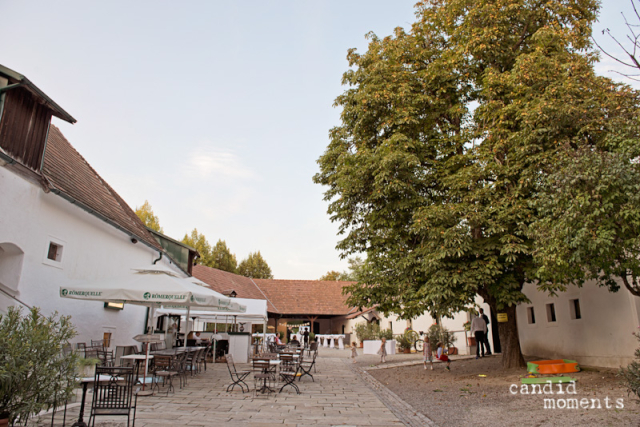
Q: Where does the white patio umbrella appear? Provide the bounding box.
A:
[59,264,247,380]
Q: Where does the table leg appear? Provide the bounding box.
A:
[71,382,89,427]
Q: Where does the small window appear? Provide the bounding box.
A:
[546,303,556,322]
[527,307,536,324]
[389,321,393,332]
[104,302,124,310]
[569,299,581,320]
[47,242,63,262]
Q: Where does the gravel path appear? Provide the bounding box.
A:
[365,354,640,427]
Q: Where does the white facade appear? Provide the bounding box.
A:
[0,165,182,348]
[517,280,640,368]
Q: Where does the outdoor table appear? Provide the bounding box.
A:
[120,354,154,385]
[338,336,345,350]
[71,375,116,427]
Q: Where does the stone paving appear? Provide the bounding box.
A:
[40,348,440,427]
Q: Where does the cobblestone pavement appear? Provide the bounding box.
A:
[41,348,435,427]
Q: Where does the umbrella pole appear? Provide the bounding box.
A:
[143,341,150,390]
[184,306,191,348]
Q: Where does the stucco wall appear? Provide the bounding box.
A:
[0,166,182,348]
[517,281,640,368]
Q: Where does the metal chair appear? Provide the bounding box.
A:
[278,354,301,394]
[89,366,136,427]
[252,359,275,397]
[225,354,251,393]
[298,351,317,382]
[152,355,179,396]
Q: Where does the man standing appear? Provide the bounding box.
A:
[479,308,492,356]
[470,314,487,359]
[303,328,310,348]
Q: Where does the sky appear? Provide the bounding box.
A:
[1,0,638,280]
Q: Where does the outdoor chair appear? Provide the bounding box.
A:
[152,355,179,396]
[298,350,317,382]
[89,366,137,427]
[97,348,115,367]
[252,359,275,398]
[91,339,106,349]
[278,354,301,394]
[225,354,251,393]
[305,342,317,357]
[174,351,189,388]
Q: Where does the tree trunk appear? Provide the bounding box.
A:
[479,288,526,369]
[497,304,526,368]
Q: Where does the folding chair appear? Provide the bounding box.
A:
[278,354,301,394]
[298,350,317,382]
[225,354,251,393]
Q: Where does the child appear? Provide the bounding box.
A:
[377,337,387,363]
[435,342,451,371]
[350,342,358,363]
[423,337,433,370]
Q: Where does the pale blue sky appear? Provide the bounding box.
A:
[1,0,637,279]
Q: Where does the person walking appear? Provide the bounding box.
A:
[377,337,387,363]
[350,342,358,364]
[470,313,487,359]
[423,337,433,370]
[479,308,492,355]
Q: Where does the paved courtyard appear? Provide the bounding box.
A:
[41,348,435,427]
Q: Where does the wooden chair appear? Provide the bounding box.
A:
[89,366,136,427]
[225,354,251,393]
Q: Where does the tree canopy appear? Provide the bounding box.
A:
[135,200,163,233]
[237,251,274,279]
[314,0,640,368]
[210,239,238,274]
[182,228,212,266]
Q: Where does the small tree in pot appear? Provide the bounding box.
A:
[0,307,78,426]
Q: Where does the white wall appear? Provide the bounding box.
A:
[517,280,640,368]
[0,166,182,348]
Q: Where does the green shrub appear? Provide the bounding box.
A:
[619,331,640,399]
[354,322,381,342]
[378,328,394,340]
[397,334,412,350]
[0,307,78,425]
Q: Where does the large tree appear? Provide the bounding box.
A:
[135,200,163,233]
[315,0,639,368]
[211,239,238,274]
[237,251,274,279]
[182,229,212,266]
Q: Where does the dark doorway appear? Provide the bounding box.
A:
[313,321,320,335]
[490,308,501,353]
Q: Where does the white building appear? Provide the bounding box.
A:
[517,281,640,368]
[0,64,187,347]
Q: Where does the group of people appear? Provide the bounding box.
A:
[348,336,451,371]
[470,308,492,359]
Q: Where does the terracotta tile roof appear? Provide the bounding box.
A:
[42,125,162,251]
[192,265,279,313]
[192,265,357,316]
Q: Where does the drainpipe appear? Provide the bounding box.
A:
[152,252,163,265]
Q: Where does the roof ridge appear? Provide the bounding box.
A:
[249,277,280,313]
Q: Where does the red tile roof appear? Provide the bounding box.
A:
[192,265,356,316]
[192,265,279,312]
[42,125,162,251]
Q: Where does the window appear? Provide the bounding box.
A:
[43,237,66,268]
[546,303,556,322]
[104,302,124,310]
[47,242,62,261]
[569,299,581,320]
[527,307,536,324]
[389,321,393,332]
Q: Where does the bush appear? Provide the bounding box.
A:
[426,324,457,348]
[397,334,412,350]
[619,331,640,399]
[0,307,78,425]
[378,328,394,340]
[354,322,381,342]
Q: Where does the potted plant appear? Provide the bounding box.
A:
[427,324,457,353]
[77,357,101,378]
[398,335,412,353]
[0,307,78,426]
[354,323,368,347]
